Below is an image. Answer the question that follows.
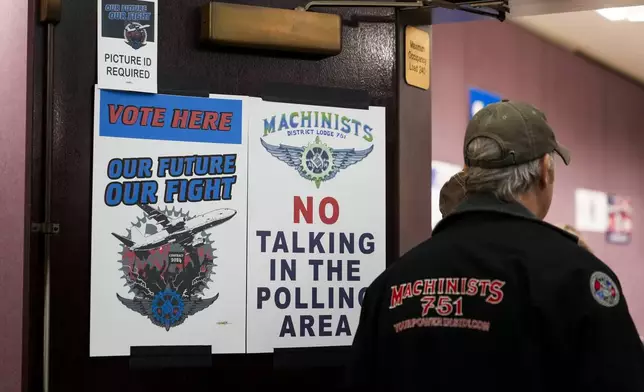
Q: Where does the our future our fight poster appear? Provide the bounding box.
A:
[89,87,248,356]
[246,101,387,353]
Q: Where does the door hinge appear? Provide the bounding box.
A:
[31,222,60,235]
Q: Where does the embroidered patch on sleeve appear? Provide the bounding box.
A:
[590,271,620,307]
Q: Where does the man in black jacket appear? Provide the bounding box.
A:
[348,100,644,391]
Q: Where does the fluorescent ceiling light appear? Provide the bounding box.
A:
[596,6,644,22]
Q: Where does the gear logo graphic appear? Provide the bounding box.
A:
[151,288,185,330]
[261,136,373,188]
[302,138,333,187]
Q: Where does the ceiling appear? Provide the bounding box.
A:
[509,0,644,16]
[512,8,644,84]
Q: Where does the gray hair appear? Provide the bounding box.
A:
[464,137,554,202]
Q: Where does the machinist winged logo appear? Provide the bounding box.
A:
[260,136,374,188]
[117,289,219,331]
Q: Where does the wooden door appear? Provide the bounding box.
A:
[34,0,399,390]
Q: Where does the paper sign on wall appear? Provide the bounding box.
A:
[607,194,633,245]
[574,188,609,233]
[246,101,387,353]
[98,0,158,93]
[89,88,248,356]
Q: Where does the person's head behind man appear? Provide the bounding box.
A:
[461,100,570,219]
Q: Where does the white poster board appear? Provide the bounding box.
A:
[431,160,463,229]
[98,0,158,93]
[246,101,387,353]
[575,188,609,233]
[89,87,248,356]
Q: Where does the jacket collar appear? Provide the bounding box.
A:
[433,192,578,243]
[450,193,536,219]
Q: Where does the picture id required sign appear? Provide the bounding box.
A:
[98,0,158,93]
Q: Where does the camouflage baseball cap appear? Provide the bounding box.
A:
[464,100,571,169]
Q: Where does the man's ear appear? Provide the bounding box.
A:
[539,155,552,188]
[547,154,555,184]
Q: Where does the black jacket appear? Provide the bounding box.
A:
[348,194,644,391]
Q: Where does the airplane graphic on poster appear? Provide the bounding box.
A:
[90,88,248,356]
[112,204,236,256]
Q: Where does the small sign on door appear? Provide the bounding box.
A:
[405,26,430,90]
[98,0,158,93]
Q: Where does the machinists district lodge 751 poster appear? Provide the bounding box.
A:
[246,101,387,353]
[89,87,248,356]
